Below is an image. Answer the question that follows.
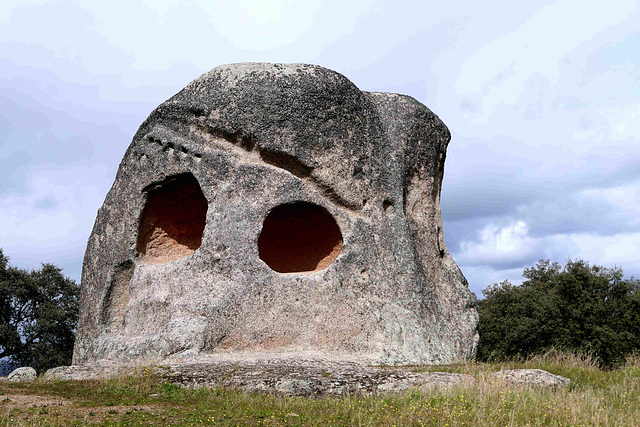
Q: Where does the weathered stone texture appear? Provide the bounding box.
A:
[494,369,571,387]
[7,367,37,383]
[73,63,478,366]
[43,362,570,396]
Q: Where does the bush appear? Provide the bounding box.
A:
[477,259,640,367]
[0,248,80,374]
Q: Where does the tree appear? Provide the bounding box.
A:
[0,249,80,374]
[477,259,640,367]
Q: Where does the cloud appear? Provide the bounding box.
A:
[444,171,640,295]
[458,265,527,296]
[0,165,107,281]
[209,0,323,49]
[578,179,640,228]
[456,221,547,269]
[0,151,31,195]
[453,218,640,296]
[568,232,640,274]
[441,156,545,222]
[0,91,94,163]
[454,0,639,119]
[601,102,640,141]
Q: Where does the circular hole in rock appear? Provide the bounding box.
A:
[258,202,343,273]
[137,173,208,264]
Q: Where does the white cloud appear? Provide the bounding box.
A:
[0,166,101,240]
[454,0,639,119]
[0,210,76,243]
[231,0,305,27]
[580,181,640,226]
[460,265,526,297]
[458,221,541,266]
[205,0,323,49]
[0,164,107,278]
[454,211,640,295]
[602,102,640,141]
[567,232,640,271]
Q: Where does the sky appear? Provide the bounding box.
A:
[1,0,639,298]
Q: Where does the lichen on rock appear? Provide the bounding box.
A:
[73,63,478,367]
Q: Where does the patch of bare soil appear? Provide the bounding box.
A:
[0,388,164,425]
[1,392,72,409]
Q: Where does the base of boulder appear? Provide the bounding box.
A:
[43,358,570,396]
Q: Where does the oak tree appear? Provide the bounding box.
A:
[0,249,80,373]
[477,259,640,367]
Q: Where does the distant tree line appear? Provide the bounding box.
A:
[0,248,79,374]
[476,259,640,367]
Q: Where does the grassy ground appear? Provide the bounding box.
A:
[1,352,639,426]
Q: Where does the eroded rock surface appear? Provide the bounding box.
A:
[493,369,571,387]
[45,361,472,396]
[74,63,478,367]
[7,367,37,383]
[43,362,570,396]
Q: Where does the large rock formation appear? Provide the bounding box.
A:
[73,63,478,366]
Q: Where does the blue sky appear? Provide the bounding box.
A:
[1,0,639,297]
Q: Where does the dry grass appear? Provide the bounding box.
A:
[1,352,639,426]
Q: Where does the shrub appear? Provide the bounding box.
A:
[477,259,640,367]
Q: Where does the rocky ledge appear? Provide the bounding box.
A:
[42,360,570,397]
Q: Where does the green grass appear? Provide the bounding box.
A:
[1,352,639,426]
